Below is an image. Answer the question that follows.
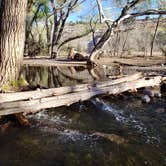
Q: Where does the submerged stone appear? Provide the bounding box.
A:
[142,95,151,103]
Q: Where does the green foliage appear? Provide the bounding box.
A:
[1,84,10,92]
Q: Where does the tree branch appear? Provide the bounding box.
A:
[56,0,79,44]
[96,0,113,23]
[58,30,92,49]
[121,9,166,21]
[26,3,43,39]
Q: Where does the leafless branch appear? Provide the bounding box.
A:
[96,0,113,23]
[58,30,92,49]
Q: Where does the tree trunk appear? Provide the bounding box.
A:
[150,15,161,57]
[45,16,51,53]
[50,45,58,59]
[0,0,27,87]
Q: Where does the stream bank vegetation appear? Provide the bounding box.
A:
[0,0,166,144]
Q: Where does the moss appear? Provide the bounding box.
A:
[0,76,28,92]
[1,84,10,92]
[17,75,28,87]
[10,79,19,87]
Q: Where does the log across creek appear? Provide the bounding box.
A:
[0,73,165,116]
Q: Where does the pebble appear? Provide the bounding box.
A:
[143,87,162,98]
[143,88,154,97]
[142,95,151,103]
[154,92,162,98]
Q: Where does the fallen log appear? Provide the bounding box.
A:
[0,76,163,116]
[23,59,87,67]
[91,132,127,144]
[96,57,166,66]
[123,66,166,72]
[113,59,165,67]
[0,73,142,103]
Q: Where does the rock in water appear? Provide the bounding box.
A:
[143,87,161,98]
[143,88,154,97]
[142,95,151,103]
[154,92,162,98]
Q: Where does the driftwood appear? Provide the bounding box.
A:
[91,132,127,144]
[0,73,142,103]
[0,75,164,116]
[123,66,166,72]
[23,57,165,68]
[23,59,87,67]
[96,57,166,66]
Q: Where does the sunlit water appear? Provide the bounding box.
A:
[0,66,165,166]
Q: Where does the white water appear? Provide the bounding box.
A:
[91,98,160,144]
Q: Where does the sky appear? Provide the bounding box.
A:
[67,0,118,22]
[67,0,161,22]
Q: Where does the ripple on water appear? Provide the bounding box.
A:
[91,98,161,145]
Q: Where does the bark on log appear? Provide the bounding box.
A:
[0,73,142,103]
[0,76,163,116]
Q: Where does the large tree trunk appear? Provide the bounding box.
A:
[0,0,27,87]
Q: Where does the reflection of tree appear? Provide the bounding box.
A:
[21,65,114,88]
[21,66,62,88]
[24,66,39,86]
[57,67,83,82]
[88,67,100,80]
[48,67,62,88]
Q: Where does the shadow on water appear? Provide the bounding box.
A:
[0,65,165,166]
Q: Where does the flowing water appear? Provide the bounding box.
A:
[0,66,165,166]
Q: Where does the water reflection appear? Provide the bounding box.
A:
[21,65,123,89]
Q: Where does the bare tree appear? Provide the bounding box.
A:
[150,14,161,57]
[89,0,166,63]
[50,0,89,59]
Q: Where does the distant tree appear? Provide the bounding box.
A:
[25,0,50,56]
[49,0,92,59]
[25,0,91,58]
[50,0,89,59]
[150,14,161,56]
[89,0,166,62]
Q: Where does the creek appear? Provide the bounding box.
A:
[0,66,165,166]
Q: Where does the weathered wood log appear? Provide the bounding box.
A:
[0,73,142,103]
[123,66,166,72]
[113,59,165,67]
[23,57,165,67]
[0,76,163,116]
[95,57,166,66]
[23,59,87,67]
[91,132,127,144]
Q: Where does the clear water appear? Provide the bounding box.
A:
[0,66,165,166]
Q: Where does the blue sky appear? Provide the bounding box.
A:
[67,0,161,22]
